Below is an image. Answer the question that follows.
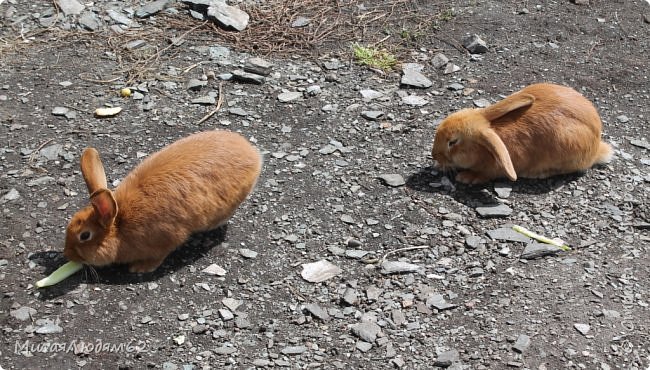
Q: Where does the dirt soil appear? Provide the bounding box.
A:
[1,0,649,369]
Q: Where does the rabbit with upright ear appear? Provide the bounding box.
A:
[431,83,613,184]
[63,130,262,273]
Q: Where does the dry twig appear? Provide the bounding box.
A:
[197,82,225,125]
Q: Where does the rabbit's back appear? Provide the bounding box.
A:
[115,131,262,236]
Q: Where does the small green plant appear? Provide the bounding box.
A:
[352,43,397,71]
[439,8,455,21]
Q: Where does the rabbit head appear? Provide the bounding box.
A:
[64,148,119,267]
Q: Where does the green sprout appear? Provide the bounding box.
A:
[352,43,398,71]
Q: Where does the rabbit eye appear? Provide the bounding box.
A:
[79,231,92,242]
[448,139,459,148]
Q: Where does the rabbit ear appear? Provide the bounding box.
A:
[81,148,108,195]
[478,128,517,181]
[90,189,117,227]
[482,93,534,122]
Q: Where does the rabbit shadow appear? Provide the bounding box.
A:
[406,166,586,208]
[32,226,228,299]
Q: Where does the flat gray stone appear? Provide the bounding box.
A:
[218,308,234,321]
[304,303,330,322]
[78,11,102,31]
[213,346,237,355]
[380,261,421,275]
[202,263,226,276]
[356,341,373,352]
[602,309,621,319]
[630,139,650,150]
[186,79,207,91]
[473,98,491,108]
[136,0,171,18]
[221,297,242,312]
[361,110,384,120]
[301,259,342,283]
[52,106,69,116]
[513,334,531,353]
[494,183,512,198]
[434,349,459,367]
[107,9,132,26]
[281,345,307,355]
[231,69,265,84]
[447,83,464,91]
[574,323,590,336]
[27,176,54,187]
[306,85,321,95]
[360,89,384,101]
[278,91,302,102]
[191,96,216,105]
[244,57,273,76]
[342,288,358,306]
[377,174,405,187]
[431,53,449,69]
[209,45,231,60]
[56,0,84,16]
[476,204,513,218]
[463,34,488,53]
[487,227,531,243]
[3,188,20,202]
[40,144,63,161]
[207,2,249,31]
[520,242,562,259]
[228,107,248,116]
[238,248,257,259]
[252,359,271,367]
[35,323,63,334]
[340,214,355,224]
[162,362,178,370]
[192,324,209,334]
[235,317,251,329]
[10,306,36,321]
[469,267,484,277]
[616,115,629,123]
[323,59,342,70]
[401,64,432,88]
[125,40,147,50]
[345,249,370,259]
[465,235,482,249]
[351,322,381,343]
[402,95,428,106]
[444,63,461,74]
[426,293,457,310]
[392,309,406,326]
[291,16,310,27]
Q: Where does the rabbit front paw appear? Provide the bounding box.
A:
[129,259,164,273]
[455,171,491,184]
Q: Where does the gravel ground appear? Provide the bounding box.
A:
[1,0,649,369]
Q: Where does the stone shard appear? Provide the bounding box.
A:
[207,2,250,31]
[520,242,562,259]
[57,0,85,16]
[462,34,488,54]
[136,0,172,18]
[351,322,381,343]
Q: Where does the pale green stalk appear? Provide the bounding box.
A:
[35,261,84,288]
[512,225,571,251]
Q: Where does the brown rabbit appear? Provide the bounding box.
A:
[63,130,262,273]
[431,83,612,184]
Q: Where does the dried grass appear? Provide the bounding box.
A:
[1,0,443,84]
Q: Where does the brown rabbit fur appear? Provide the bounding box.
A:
[431,83,613,184]
[64,130,262,273]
